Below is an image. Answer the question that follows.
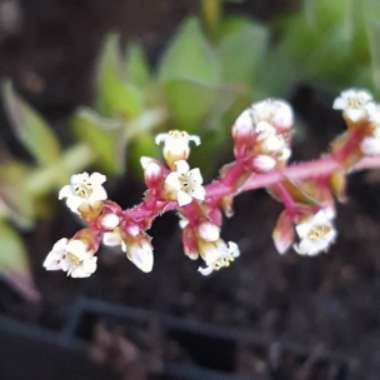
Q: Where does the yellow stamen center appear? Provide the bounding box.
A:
[66,252,82,267]
[74,181,93,198]
[307,224,331,241]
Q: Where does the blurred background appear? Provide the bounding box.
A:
[0,0,380,379]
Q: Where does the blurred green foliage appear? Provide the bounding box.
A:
[1,0,380,294]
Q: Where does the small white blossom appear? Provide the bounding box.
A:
[125,240,154,273]
[101,214,120,230]
[165,160,206,206]
[198,240,240,276]
[43,238,97,278]
[252,99,294,130]
[155,130,200,167]
[294,209,337,256]
[232,109,254,137]
[59,172,107,214]
[253,155,277,172]
[198,222,220,242]
[333,88,373,123]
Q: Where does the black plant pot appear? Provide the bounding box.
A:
[0,294,357,380]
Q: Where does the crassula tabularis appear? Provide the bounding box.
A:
[44,89,380,278]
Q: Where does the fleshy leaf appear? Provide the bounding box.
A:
[125,43,151,87]
[71,108,125,174]
[0,161,35,228]
[158,17,221,85]
[96,34,144,118]
[0,221,40,301]
[3,81,60,166]
[219,17,268,85]
[367,17,380,90]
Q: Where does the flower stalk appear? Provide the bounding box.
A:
[43,88,380,278]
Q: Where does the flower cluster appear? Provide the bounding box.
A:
[44,88,380,279]
[333,89,380,156]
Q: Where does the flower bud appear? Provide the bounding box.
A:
[140,156,164,187]
[198,222,220,242]
[100,213,120,230]
[232,109,254,139]
[182,227,199,260]
[125,239,154,273]
[253,155,276,172]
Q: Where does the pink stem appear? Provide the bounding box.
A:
[273,182,298,217]
[123,154,380,227]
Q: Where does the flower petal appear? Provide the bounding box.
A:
[175,160,190,174]
[58,185,72,200]
[177,190,193,206]
[90,172,107,185]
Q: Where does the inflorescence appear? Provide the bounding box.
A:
[44,88,380,278]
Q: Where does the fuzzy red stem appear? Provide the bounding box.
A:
[123,154,380,228]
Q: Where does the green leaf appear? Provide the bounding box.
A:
[25,143,95,197]
[0,161,35,228]
[158,18,226,135]
[71,108,126,174]
[164,79,220,132]
[158,17,222,85]
[368,19,380,90]
[2,81,60,166]
[96,34,144,118]
[303,0,354,32]
[125,43,151,87]
[0,221,40,301]
[128,132,161,177]
[219,17,268,85]
[0,221,28,272]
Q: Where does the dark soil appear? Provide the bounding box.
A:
[0,1,379,380]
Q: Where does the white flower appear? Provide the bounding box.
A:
[333,88,373,123]
[253,155,277,172]
[252,99,294,130]
[125,240,154,273]
[43,238,97,278]
[232,109,254,137]
[155,130,200,167]
[198,222,220,242]
[100,213,120,230]
[165,160,206,206]
[59,172,107,214]
[198,240,240,276]
[294,209,337,256]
